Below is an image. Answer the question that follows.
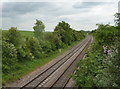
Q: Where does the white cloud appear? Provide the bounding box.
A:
[1,1,119,31]
[0,3,2,28]
[1,0,119,2]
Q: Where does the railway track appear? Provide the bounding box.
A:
[4,35,93,89]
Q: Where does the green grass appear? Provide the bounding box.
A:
[2,40,82,85]
[2,30,52,38]
[20,31,52,38]
[19,31,34,38]
[2,30,34,38]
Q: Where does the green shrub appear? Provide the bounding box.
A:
[74,24,120,87]
[94,24,118,46]
[17,43,34,61]
[5,27,22,47]
[2,41,17,73]
[26,37,43,59]
[41,41,53,56]
[54,21,85,46]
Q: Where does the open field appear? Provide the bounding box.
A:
[2,30,34,38]
[2,30,52,38]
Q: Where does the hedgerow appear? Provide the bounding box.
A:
[2,20,86,75]
[74,15,120,87]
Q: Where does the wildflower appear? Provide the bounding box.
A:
[103,46,108,54]
[107,49,112,56]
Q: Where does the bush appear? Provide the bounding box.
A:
[94,24,118,46]
[2,41,17,73]
[17,43,34,61]
[54,21,85,46]
[44,33,64,50]
[74,24,120,87]
[26,37,43,59]
[5,27,22,48]
[41,41,53,56]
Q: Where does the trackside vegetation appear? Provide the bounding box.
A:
[2,20,86,84]
[73,13,120,87]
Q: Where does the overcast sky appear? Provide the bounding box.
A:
[0,0,119,31]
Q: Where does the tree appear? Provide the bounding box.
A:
[114,13,120,27]
[54,21,70,32]
[6,27,22,47]
[114,13,120,42]
[33,19,45,41]
[54,21,73,45]
[26,37,43,59]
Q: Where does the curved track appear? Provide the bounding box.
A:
[4,36,93,89]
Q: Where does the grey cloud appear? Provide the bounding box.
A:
[73,2,112,9]
[2,2,57,17]
[2,2,86,19]
[118,1,120,13]
[1,1,117,31]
